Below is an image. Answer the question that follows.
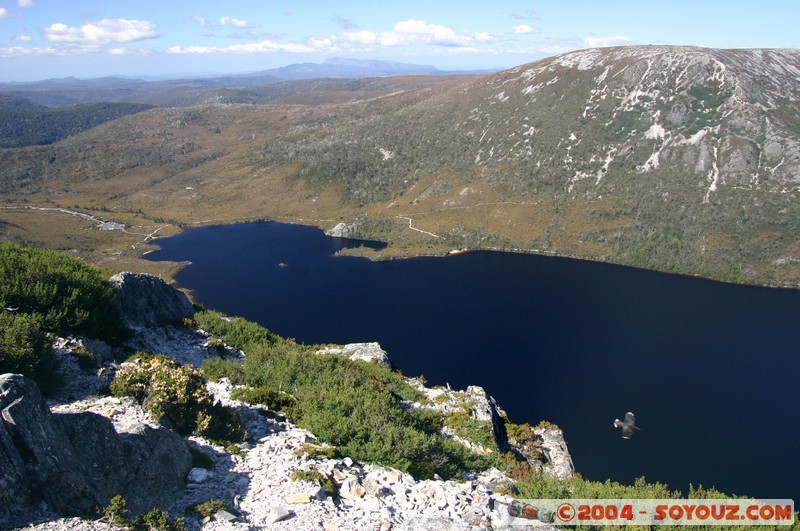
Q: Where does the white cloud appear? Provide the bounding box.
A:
[583,35,633,48]
[168,39,315,55]
[512,24,539,35]
[191,15,253,30]
[0,8,10,18]
[537,44,574,55]
[191,16,214,29]
[220,17,249,29]
[1,19,159,58]
[168,19,498,56]
[43,19,158,48]
[0,45,60,57]
[18,0,34,7]
[391,19,477,47]
[331,19,498,49]
[108,47,153,56]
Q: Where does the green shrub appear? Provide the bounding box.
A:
[193,310,283,350]
[110,356,245,443]
[0,242,129,342]
[133,508,185,531]
[101,495,130,527]
[191,499,228,518]
[72,344,99,369]
[198,309,491,480]
[296,442,337,460]
[444,410,497,450]
[0,311,60,394]
[100,495,185,530]
[515,473,679,500]
[230,385,298,417]
[290,469,338,497]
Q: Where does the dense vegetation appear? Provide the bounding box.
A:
[0,242,129,393]
[195,309,493,480]
[0,311,59,394]
[0,102,153,147]
[0,93,46,112]
[0,242,128,341]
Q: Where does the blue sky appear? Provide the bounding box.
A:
[1,0,798,81]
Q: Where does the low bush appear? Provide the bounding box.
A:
[191,499,228,518]
[101,495,185,531]
[444,410,497,450]
[193,310,283,350]
[197,309,493,480]
[230,385,298,417]
[0,311,60,394]
[0,242,129,343]
[514,472,679,499]
[110,355,245,443]
[290,469,338,497]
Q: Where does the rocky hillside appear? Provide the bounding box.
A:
[1,269,572,530]
[268,46,800,285]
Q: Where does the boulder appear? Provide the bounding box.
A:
[0,374,100,523]
[110,272,194,329]
[0,373,192,527]
[326,222,359,238]
[56,409,192,515]
[316,342,392,368]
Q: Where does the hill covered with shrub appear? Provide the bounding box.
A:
[2,47,799,288]
[0,101,154,147]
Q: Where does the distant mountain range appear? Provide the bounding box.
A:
[0,58,495,107]
[1,46,799,287]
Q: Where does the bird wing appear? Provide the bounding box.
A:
[624,412,636,424]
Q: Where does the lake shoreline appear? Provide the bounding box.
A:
[145,221,800,501]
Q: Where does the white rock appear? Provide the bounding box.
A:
[316,342,392,368]
[187,467,211,484]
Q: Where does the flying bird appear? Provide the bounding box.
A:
[614,412,641,439]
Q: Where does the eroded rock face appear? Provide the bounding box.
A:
[110,272,194,329]
[57,409,192,515]
[0,374,99,522]
[0,374,192,527]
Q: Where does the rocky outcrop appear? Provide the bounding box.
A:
[110,272,194,329]
[316,342,392,368]
[6,272,573,530]
[535,426,575,479]
[111,272,222,367]
[0,374,99,522]
[168,378,560,530]
[0,374,192,528]
[326,222,360,238]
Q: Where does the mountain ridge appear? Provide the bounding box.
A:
[263,45,800,285]
[0,45,799,287]
[0,57,490,108]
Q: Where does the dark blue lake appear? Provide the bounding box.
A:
[146,221,800,501]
